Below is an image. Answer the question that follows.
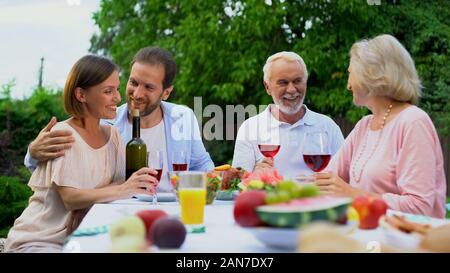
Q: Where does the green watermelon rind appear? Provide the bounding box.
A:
[256,202,350,228]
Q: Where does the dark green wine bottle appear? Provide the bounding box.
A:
[126,109,147,180]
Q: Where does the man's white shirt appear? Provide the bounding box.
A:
[139,120,172,192]
[232,105,344,180]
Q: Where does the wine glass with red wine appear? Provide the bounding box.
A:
[172,151,188,171]
[147,151,163,204]
[258,144,281,158]
[257,133,281,159]
[302,131,331,174]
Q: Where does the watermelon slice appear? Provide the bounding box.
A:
[256,196,352,227]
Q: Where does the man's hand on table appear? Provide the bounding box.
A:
[254,157,274,171]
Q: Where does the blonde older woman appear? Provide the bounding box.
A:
[314,34,446,218]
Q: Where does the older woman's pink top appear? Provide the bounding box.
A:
[331,106,446,218]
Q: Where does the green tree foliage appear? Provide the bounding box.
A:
[90,0,450,163]
[0,176,33,237]
[0,83,67,236]
[0,83,67,176]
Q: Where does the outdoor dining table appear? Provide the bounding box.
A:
[62,197,448,253]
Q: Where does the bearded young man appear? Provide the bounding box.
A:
[25,47,214,192]
[232,51,344,180]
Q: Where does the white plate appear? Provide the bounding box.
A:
[134,192,177,202]
[245,226,300,250]
[379,217,422,250]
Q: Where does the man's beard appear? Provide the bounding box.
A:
[273,94,304,115]
[139,101,160,117]
[128,92,164,117]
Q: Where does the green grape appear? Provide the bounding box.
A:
[248,179,264,190]
[292,185,304,199]
[300,184,319,197]
[277,190,291,203]
[276,180,297,193]
[265,192,280,204]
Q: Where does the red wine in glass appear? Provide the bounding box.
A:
[173,163,188,171]
[258,144,281,158]
[303,154,331,172]
[154,169,163,181]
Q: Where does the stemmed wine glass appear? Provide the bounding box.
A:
[301,131,331,181]
[147,150,163,205]
[172,151,188,171]
[257,133,281,160]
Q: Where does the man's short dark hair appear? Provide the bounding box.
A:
[132,47,177,89]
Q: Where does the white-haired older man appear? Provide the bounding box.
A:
[232,51,344,179]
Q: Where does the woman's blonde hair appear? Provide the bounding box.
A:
[350,34,422,104]
[263,51,308,82]
[64,55,118,118]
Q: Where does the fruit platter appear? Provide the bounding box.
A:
[232,179,352,249]
[214,164,246,200]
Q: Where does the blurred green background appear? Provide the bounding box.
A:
[1,0,449,236]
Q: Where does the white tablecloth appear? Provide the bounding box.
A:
[63,198,448,253]
[64,199,277,253]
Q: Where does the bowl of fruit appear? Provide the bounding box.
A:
[245,226,301,250]
[237,180,351,228]
[256,180,351,228]
[232,181,351,250]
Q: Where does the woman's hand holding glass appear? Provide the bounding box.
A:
[120,167,158,199]
[314,172,354,197]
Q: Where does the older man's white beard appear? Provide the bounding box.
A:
[274,97,304,115]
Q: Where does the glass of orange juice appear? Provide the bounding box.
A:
[178,171,207,233]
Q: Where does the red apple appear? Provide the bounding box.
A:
[136,210,168,242]
[352,196,370,216]
[371,198,388,216]
[233,190,267,227]
[352,196,388,229]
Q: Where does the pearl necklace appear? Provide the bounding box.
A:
[351,104,393,183]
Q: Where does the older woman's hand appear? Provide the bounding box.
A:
[313,172,362,198]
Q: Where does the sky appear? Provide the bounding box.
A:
[0,0,101,99]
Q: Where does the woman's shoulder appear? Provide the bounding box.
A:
[354,115,372,130]
[393,105,433,128]
[50,120,73,132]
[106,124,120,138]
[104,124,122,148]
[388,106,438,137]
